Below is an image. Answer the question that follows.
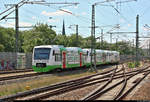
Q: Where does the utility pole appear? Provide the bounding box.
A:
[149,40,150,55]
[90,4,97,72]
[90,0,116,72]
[76,25,78,47]
[135,14,139,66]
[2,0,79,69]
[110,33,112,43]
[99,37,101,49]
[116,38,118,51]
[101,29,103,49]
[68,24,79,47]
[132,39,134,61]
[15,4,19,53]
[15,4,19,69]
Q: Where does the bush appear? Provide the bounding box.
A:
[127,62,140,68]
[128,62,135,68]
[135,61,140,67]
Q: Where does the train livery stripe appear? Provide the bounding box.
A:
[66,63,80,68]
[32,65,61,72]
[32,60,118,72]
[32,63,81,72]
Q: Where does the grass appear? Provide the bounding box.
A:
[0,69,99,97]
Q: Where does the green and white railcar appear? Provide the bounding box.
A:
[95,49,104,64]
[65,47,84,68]
[115,51,120,63]
[82,49,94,67]
[32,45,120,73]
[32,45,66,72]
[111,51,117,63]
[82,49,107,66]
[108,51,113,63]
[103,50,109,63]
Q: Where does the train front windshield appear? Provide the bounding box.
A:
[34,48,51,60]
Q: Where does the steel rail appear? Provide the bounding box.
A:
[0,67,116,101]
[82,65,118,100]
[0,65,116,82]
[26,67,117,100]
[32,66,149,100]
[16,66,119,100]
[82,66,150,100]
[0,73,43,82]
[116,71,150,100]
[0,69,33,74]
[1,65,149,101]
[113,64,127,100]
[27,66,149,100]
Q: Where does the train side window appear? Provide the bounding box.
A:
[55,53,61,62]
[53,50,55,56]
[87,51,89,56]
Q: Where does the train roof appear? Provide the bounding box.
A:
[34,45,66,50]
[95,49,104,53]
[66,47,82,52]
[82,49,90,51]
[33,45,119,54]
[34,45,65,49]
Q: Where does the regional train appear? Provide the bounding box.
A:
[32,45,120,72]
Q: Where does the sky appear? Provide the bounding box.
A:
[0,0,150,48]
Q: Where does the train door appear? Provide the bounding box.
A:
[80,53,82,67]
[62,51,66,68]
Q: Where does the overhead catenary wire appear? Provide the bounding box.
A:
[0,2,27,21]
[0,0,28,16]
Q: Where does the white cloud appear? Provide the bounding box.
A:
[20,22,33,26]
[0,21,33,28]
[0,22,14,28]
[41,9,72,16]
[32,16,36,20]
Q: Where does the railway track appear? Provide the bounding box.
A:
[82,64,150,100]
[0,65,120,101]
[0,64,116,83]
[0,72,43,82]
[0,69,33,74]
[1,64,150,101]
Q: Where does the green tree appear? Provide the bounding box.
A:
[0,27,15,52]
[0,44,4,52]
[22,24,56,52]
[67,34,83,47]
[55,34,69,47]
[81,36,91,48]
